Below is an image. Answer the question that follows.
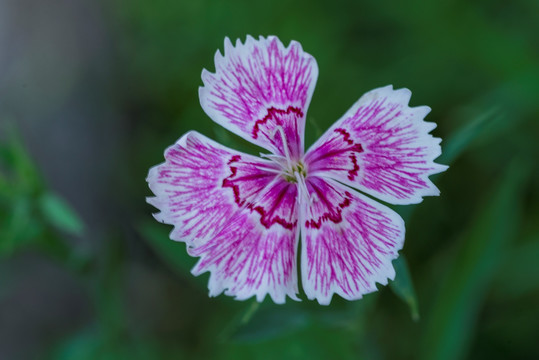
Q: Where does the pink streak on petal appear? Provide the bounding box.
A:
[305,85,448,205]
[251,106,304,160]
[222,155,299,230]
[147,132,245,245]
[303,176,353,229]
[222,154,277,210]
[147,131,300,303]
[252,178,298,230]
[190,210,299,303]
[301,177,405,305]
[305,127,364,182]
[200,36,318,158]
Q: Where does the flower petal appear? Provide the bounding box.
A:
[200,35,318,160]
[300,176,405,305]
[305,85,448,205]
[147,131,300,303]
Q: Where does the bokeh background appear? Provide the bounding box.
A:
[1,0,538,359]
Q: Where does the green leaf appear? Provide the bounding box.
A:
[218,300,263,342]
[438,107,504,166]
[0,197,43,256]
[229,304,310,343]
[48,328,100,360]
[420,159,530,360]
[137,220,206,289]
[0,127,42,193]
[39,193,84,236]
[47,327,189,360]
[492,234,539,300]
[95,236,126,342]
[390,255,420,321]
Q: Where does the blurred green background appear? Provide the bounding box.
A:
[1,0,538,359]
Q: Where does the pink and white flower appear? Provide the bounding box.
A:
[147,36,447,305]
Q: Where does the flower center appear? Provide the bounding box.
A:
[261,126,315,204]
[283,162,307,183]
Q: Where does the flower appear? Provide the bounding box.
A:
[147,35,447,305]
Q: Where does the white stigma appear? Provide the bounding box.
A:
[295,170,316,204]
[258,126,317,204]
[273,126,293,170]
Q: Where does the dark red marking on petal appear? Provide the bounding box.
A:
[222,156,244,206]
[348,154,359,180]
[252,192,296,231]
[334,128,364,181]
[339,193,352,208]
[222,155,296,230]
[228,155,241,164]
[334,128,364,153]
[252,106,304,139]
[304,187,353,229]
[334,128,354,145]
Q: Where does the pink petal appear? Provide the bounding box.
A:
[300,176,405,305]
[147,131,300,303]
[200,35,318,160]
[305,85,448,205]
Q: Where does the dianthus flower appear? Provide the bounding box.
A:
[147,36,447,304]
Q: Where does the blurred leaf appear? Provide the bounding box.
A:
[0,197,42,255]
[390,255,420,321]
[439,72,538,168]
[224,321,358,360]
[36,232,94,276]
[219,300,263,342]
[0,128,42,193]
[39,193,84,236]
[397,105,509,223]
[137,220,206,289]
[49,328,99,360]
[230,304,310,343]
[0,171,8,194]
[94,236,126,345]
[239,299,262,325]
[439,107,504,165]
[314,295,377,331]
[492,234,539,300]
[0,130,90,267]
[420,159,530,360]
[227,296,377,344]
[0,129,44,255]
[48,327,188,360]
